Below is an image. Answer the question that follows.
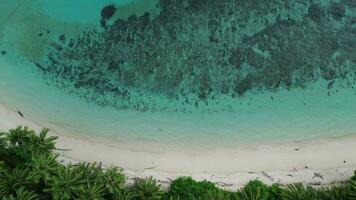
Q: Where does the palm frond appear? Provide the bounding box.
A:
[28,153,59,184]
[29,128,58,154]
[0,167,31,197]
[99,166,126,194]
[131,176,163,200]
[73,162,104,183]
[281,183,318,200]
[75,181,105,200]
[204,190,229,200]
[45,165,83,199]
[317,184,349,200]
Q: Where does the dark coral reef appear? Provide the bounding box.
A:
[37,0,356,112]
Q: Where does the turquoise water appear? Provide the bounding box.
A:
[0,0,356,146]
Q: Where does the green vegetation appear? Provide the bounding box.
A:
[1,126,356,199]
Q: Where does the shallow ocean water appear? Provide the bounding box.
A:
[0,0,356,147]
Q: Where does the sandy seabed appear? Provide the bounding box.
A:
[1,103,356,190]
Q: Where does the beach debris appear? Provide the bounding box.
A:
[294,148,300,151]
[305,165,309,169]
[309,181,322,186]
[313,172,324,179]
[287,174,294,177]
[292,167,297,172]
[54,148,72,151]
[261,171,273,181]
[344,160,346,163]
[159,180,170,184]
[212,174,227,178]
[17,111,24,117]
[216,182,234,187]
[144,166,156,170]
[131,177,141,182]
[248,171,258,174]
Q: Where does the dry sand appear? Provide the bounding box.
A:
[0,103,355,190]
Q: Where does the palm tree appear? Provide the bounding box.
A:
[28,128,58,154]
[1,126,57,166]
[237,185,268,200]
[0,132,6,148]
[281,183,317,200]
[5,127,57,154]
[75,182,105,200]
[204,190,229,200]
[0,167,30,197]
[28,153,59,185]
[236,180,269,200]
[112,189,136,200]
[317,184,349,200]
[46,165,84,200]
[2,187,38,200]
[99,166,126,194]
[0,132,7,162]
[4,127,32,166]
[5,126,32,147]
[131,177,163,200]
[73,162,104,183]
[349,178,356,199]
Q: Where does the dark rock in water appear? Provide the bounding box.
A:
[50,42,63,52]
[59,34,66,42]
[100,5,116,28]
[327,80,335,90]
[138,12,151,27]
[38,32,43,37]
[307,4,325,23]
[1,50,6,55]
[228,48,244,69]
[101,5,116,20]
[328,3,345,21]
[35,62,46,71]
[343,0,356,7]
[46,29,51,34]
[127,14,138,22]
[100,18,107,28]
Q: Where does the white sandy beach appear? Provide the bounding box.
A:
[1,102,355,190]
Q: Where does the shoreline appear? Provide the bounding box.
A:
[1,0,356,191]
[0,103,355,190]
